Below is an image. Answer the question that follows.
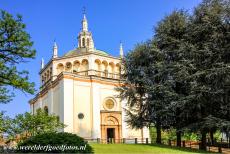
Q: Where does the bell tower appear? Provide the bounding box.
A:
[77,10,94,52]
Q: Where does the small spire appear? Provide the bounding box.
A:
[41,58,44,69]
[120,42,124,58]
[53,40,58,58]
[82,7,88,32]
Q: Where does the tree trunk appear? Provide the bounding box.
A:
[176,131,182,147]
[210,130,214,145]
[200,131,207,151]
[156,123,162,144]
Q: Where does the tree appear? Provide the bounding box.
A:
[154,10,191,147]
[117,0,230,150]
[0,10,36,104]
[180,0,230,150]
[7,109,65,141]
[117,41,176,144]
[154,0,230,149]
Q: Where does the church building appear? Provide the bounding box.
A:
[29,13,149,142]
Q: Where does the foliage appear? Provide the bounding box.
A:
[0,10,36,104]
[182,131,199,141]
[117,0,230,150]
[150,127,157,143]
[6,108,65,141]
[0,111,11,135]
[213,130,221,141]
[153,9,192,147]
[117,41,177,143]
[16,132,93,153]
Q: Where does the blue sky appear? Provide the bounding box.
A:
[0,0,202,117]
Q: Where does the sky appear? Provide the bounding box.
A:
[0,0,202,117]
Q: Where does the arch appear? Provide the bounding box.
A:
[115,63,121,73]
[82,38,85,47]
[87,38,90,47]
[115,63,121,79]
[80,59,89,75]
[50,67,52,77]
[73,60,80,72]
[104,116,119,125]
[108,62,115,78]
[47,70,50,80]
[101,60,108,77]
[57,63,64,74]
[65,62,72,72]
[102,60,108,67]
[44,73,47,82]
[94,59,101,76]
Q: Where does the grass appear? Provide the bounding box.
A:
[90,143,213,154]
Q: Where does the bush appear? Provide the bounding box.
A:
[16,132,93,153]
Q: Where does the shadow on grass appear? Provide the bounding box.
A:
[144,143,217,153]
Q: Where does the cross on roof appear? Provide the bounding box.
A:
[83,6,86,15]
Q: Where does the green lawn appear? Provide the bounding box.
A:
[90,143,212,154]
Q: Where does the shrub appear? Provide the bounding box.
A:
[16,132,93,153]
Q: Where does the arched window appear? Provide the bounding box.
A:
[44,106,48,114]
[82,38,85,47]
[81,59,89,75]
[73,61,80,72]
[57,63,64,74]
[87,38,90,47]
[102,61,108,77]
[47,70,50,79]
[65,62,72,72]
[50,68,52,77]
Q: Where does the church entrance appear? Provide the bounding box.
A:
[100,111,122,143]
[107,128,115,143]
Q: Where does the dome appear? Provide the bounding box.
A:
[63,47,109,57]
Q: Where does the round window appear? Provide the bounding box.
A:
[78,113,84,119]
[105,99,115,110]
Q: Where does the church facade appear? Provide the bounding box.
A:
[29,14,149,142]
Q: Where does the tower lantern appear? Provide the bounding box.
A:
[77,9,94,52]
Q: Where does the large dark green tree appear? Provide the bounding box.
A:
[0,10,36,104]
[117,42,177,144]
[117,0,230,151]
[154,0,230,150]
[180,0,230,150]
[154,10,192,147]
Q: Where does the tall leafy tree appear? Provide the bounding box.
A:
[117,41,176,143]
[154,10,191,147]
[181,0,230,150]
[118,0,229,150]
[0,10,36,104]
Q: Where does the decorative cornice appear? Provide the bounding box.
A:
[29,72,124,105]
